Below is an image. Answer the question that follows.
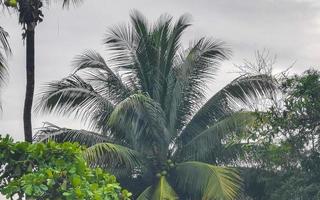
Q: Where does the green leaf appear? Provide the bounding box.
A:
[176,111,257,162]
[137,177,178,200]
[84,142,144,175]
[173,161,241,200]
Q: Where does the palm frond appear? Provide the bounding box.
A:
[137,177,178,200]
[147,14,173,102]
[41,0,83,8]
[136,186,153,200]
[34,122,111,147]
[166,38,231,131]
[173,161,241,200]
[0,26,11,54]
[108,93,170,155]
[163,13,191,77]
[62,0,83,7]
[175,112,257,163]
[130,10,159,96]
[180,74,276,145]
[158,14,191,109]
[0,26,10,85]
[35,74,114,130]
[84,142,144,176]
[72,50,131,103]
[104,22,137,68]
[0,51,7,86]
[105,11,151,94]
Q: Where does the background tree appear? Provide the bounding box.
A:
[35,11,276,199]
[241,69,320,199]
[0,0,83,142]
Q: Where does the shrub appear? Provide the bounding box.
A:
[0,135,131,200]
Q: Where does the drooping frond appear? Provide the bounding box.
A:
[0,26,10,85]
[34,122,111,147]
[180,74,276,145]
[35,74,114,129]
[173,161,241,200]
[0,51,7,86]
[0,26,11,54]
[104,23,137,68]
[59,0,83,8]
[72,50,131,103]
[166,38,231,131]
[84,143,144,176]
[137,177,178,200]
[175,112,257,163]
[108,93,170,154]
[41,0,83,8]
[136,186,153,200]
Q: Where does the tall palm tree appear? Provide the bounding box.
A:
[35,11,276,199]
[0,0,82,142]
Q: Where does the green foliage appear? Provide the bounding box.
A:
[0,135,131,200]
[247,69,320,169]
[241,69,320,199]
[137,177,178,200]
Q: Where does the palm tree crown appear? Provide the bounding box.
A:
[36,11,276,199]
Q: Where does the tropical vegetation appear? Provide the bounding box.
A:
[0,135,131,200]
[240,69,320,199]
[35,11,276,199]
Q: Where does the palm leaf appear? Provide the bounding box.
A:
[179,74,276,145]
[84,142,144,176]
[108,93,171,154]
[158,14,191,108]
[166,38,231,131]
[163,13,191,77]
[175,112,257,163]
[61,0,83,7]
[0,26,11,54]
[34,122,111,147]
[173,161,241,200]
[35,74,114,130]
[104,22,137,68]
[136,186,153,200]
[137,176,178,200]
[0,26,9,85]
[72,50,131,103]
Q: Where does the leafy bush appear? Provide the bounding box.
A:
[0,135,131,200]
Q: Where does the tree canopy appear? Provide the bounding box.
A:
[0,135,131,200]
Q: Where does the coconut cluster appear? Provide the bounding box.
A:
[155,159,176,178]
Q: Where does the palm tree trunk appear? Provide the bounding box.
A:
[23,23,35,142]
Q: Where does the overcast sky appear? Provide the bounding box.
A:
[0,0,319,141]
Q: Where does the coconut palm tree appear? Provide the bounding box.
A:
[0,0,82,142]
[35,11,276,199]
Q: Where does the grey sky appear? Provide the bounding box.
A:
[0,0,319,141]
